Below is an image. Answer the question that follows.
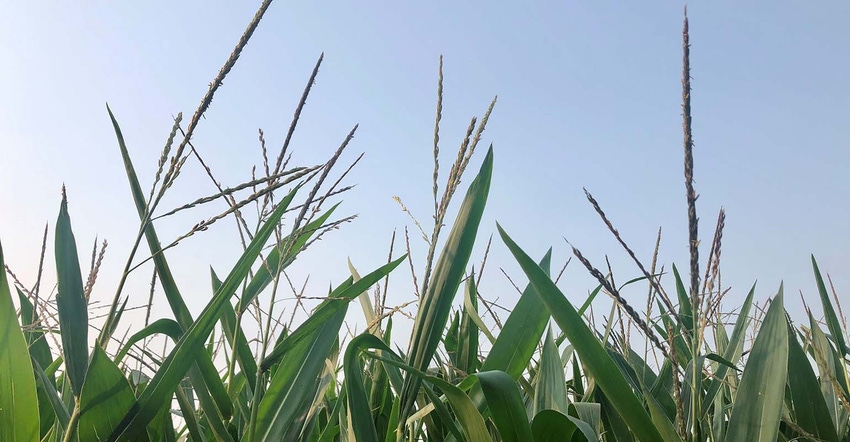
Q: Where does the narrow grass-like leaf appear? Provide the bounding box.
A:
[115,319,183,363]
[238,206,339,313]
[346,334,493,442]
[499,225,666,441]
[384,396,401,442]
[642,389,682,442]
[482,250,552,378]
[78,346,137,442]
[55,193,89,397]
[812,256,848,356]
[725,288,788,442]
[459,274,480,374]
[533,327,569,415]
[704,354,739,372]
[108,194,294,441]
[808,314,850,436]
[701,283,754,417]
[261,256,405,371]
[32,358,70,431]
[401,146,493,423]
[0,241,40,441]
[672,265,692,340]
[787,318,839,442]
[16,288,53,372]
[211,269,258,393]
[17,288,57,438]
[106,107,236,423]
[254,308,347,441]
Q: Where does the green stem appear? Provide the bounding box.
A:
[62,399,81,442]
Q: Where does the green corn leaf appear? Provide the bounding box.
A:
[642,389,682,442]
[533,327,569,416]
[211,268,258,393]
[726,287,788,442]
[808,314,850,436]
[569,403,600,441]
[238,206,339,313]
[106,106,237,424]
[115,319,183,363]
[253,308,347,441]
[462,269,496,345]
[787,317,839,442]
[475,370,534,442]
[498,225,666,442]
[261,255,406,372]
[597,391,634,442]
[383,396,401,442]
[345,333,492,442]
[0,241,40,441]
[531,410,578,442]
[174,385,204,442]
[107,192,294,441]
[812,256,849,356]
[32,357,70,431]
[671,265,692,340]
[16,288,53,372]
[17,288,57,438]
[701,282,754,417]
[146,399,176,442]
[400,146,492,423]
[114,318,232,440]
[481,250,552,379]
[78,346,138,442]
[445,313,460,370]
[704,353,740,372]
[54,193,89,398]
[458,273,481,374]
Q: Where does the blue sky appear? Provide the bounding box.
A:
[2,1,848,338]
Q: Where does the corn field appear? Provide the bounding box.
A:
[1,1,848,441]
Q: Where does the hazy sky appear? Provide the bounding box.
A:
[2,1,848,338]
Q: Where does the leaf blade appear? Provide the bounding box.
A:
[0,241,40,441]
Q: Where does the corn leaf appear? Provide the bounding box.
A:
[78,346,138,442]
[531,410,578,442]
[115,319,183,363]
[107,192,294,441]
[254,308,347,441]
[808,314,850,436]
[54,193,89,398]
[725,288,788,442]
[106,106,237,424]
[0,241,40,441]
[701,283,754,417]
[786,317,839,442]
[238,206,339,313]
[346,333,492,442]
[533,327,569,416]
[498,225,666,442]
[261,256,406,371]
[211,269,258,393]
[400,146,493,422]
[475,370,534,442]
[481,250,552,379]
[812,256,848,356]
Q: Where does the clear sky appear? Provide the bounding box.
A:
[2,1,848,339]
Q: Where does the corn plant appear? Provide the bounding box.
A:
[2,1,849,441]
